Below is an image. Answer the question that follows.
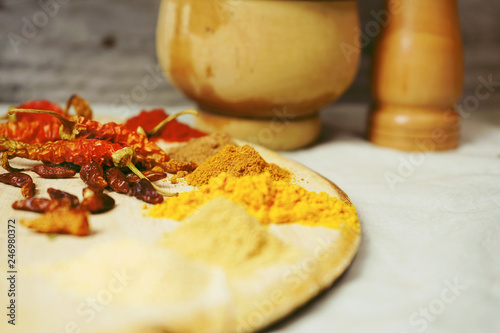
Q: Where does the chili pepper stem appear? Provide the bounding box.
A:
[1,152,24,172]
[0,136,26,172]
[136,126,147,137]
[64,94,93,119]
[0,107,17,122]
[126,162,175,197]
[147,109,199,138]
[112,147,175,197]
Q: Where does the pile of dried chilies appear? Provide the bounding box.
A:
[0,95,200,236]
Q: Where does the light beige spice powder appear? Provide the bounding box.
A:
[37,240,213,305]
[161,197,298,274]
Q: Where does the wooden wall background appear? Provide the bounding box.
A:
[0,0,499,109]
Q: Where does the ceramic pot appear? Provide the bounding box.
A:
[157,0,360,149]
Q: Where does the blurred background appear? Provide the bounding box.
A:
[0,0,499,108]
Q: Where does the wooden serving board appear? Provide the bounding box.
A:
[0,124,361,333]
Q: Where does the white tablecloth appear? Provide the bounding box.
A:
[275,104,500,333]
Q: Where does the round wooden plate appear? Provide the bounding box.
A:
[0,128,361,333]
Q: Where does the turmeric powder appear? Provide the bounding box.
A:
[149,173,360,235]
[186,145,291,187]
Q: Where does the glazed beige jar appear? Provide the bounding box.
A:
[157,0,360,149]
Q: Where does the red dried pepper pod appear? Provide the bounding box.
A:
[105,167,130,194]
[13,95,93,121]
[131,178,164,204]
[0,136,174,197]
[125,109,206,142]
[7,109,198,173]
[126,170,167,184]
[0,136,124,168]
[0,100,65,149]
[80,161,108,188]
[12,197,60,213]
[0,95,94,149]
[32,164,77,179]
[0,172,35,198]
[0,121,62,148]
[47,188,79,208]
[13,188,79,213]
[81,186,115,214]
[15,100,65,122]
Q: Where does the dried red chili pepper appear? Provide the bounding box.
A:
[80,161,108,188]
[15,100,65,122]
[104,167,130,194]
[12,197,60,213]
[0,100,63,150]
[131,179,164,204]
[125,109,207,142]
[0,172,35,198]
[12,95,92,120]
[125,109,165,134]
[1,96,93,149]
[126,170,167,184]
[59,162,81,172]
[32,164,77,179]
[57,108,201,143]
[81,186,115,214]
[7,109,198,173]
[0,121,62,149]
[13,188,79,213]
[47,188,79,208]
[0,136,125,168]
[0,137,174,197]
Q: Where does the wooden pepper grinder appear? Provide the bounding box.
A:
[369,0,464,151]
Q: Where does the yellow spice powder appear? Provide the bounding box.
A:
[149,173,360,234]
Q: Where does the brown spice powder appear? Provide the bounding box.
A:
[167,132,236,166]
[186,145,291,187]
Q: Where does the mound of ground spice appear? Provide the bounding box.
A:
[161,197,298,274]
[41,239,213,305]
[125,109,207,142]
[149,173,360,234]
[167,132,236,165]
[186,145,291,187]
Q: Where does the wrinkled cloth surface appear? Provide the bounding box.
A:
[276,104,500,333]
